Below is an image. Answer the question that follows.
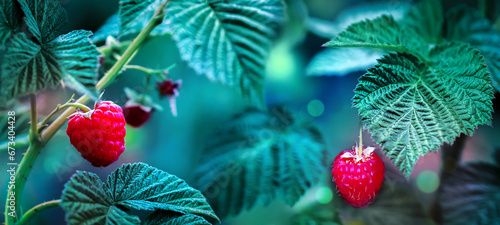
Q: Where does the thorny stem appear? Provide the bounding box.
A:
[5,95,42,224]
[17,200,61,225]
[38,98,91,133]
[4,1,171,224]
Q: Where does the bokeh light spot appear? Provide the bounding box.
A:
[124,126,145,152]
[417,170,440,193]
[44,156,61,174]
[316,186,333,204]
[266,43,297,81]
[308,99,325,117]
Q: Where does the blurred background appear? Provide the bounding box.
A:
[1,0,499,224]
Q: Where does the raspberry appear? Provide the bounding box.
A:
[331,146,385,207]
[123,102,153,128]
[157,79,181,98]
[66,101,126,167]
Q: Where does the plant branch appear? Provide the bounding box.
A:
[4,1,171,224]
[480,0,496,22]
[17,200,61,225]
[38,99,91,133]
[41,0,170,144]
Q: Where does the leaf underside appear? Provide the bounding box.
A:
[60,163,218,225]
[194,109,327,218]
[144,211,211,225]
[166,0,283,108]
[353,42,493,178]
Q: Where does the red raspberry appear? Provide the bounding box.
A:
[123,102,153,128]
[331,146,385,207]
[66,101,126,167]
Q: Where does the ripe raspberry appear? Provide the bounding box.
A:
[331,146,385,208]
[123,102,153,128]
[66,101,126,167]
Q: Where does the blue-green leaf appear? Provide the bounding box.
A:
[18,0,67,43]
[1,33,62,101]
[166,0,284,108]
[353,42,493,178]
[60,163,218,225]
[307,48,383,76]
[1,30,100,101]
[323,15,428,56]
[402,0,443,43]
[119,0,164,36]
[195,108,327,218]
[49,30,100,99]
[445,5,500,92]
[308,2,409,39]
[440,160,500,225]
[144,211,211,225]
[0,0,22,45]
[292,201,343,225]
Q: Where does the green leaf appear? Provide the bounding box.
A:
[144,211,211,225]
[119,0,163,36]
[194,108,327,218]
[307,48,383,76]
[445,5,500,92]
[1,30,100,101]
[323,15,427,56]
[18,0,67,43]
[402,0,443,43]
[308,2,409,39]
[93,12,171,45]
[50,30,100,99]
[342,183,436,225]
[166,0,284,108]
[61,163,218,225]
[1,33,62,101]
[440,161,500,225]
[291,202,343,225]
[0,0,22,45]
[0,101,30,147]
[353,42,493,178]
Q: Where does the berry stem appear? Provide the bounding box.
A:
[358,123,363,158]
[16,200,61,225]
[141,73,152,103]
[38,98,91,133]
[4,1,171,224]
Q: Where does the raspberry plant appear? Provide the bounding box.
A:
[0,0,499,224]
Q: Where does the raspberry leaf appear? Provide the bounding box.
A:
[18,0,67,44]
[1,30,99,102]
[0,0,22,45]
[323,15,428,56]
[307,48,383,76]
[444,5,500,92]
[61,163,219,225]
[165,0,284,109]
[440,161,500,225]
[194,108,327,218]
[401,0,443,43]
[353,42,493,178]
[144,211,211,225]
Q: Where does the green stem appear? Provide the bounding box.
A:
[41,0,170,144]
[5,95,42,224]
[5,1,171,224]
[17,200,61,225]
[38,101,91,133]
[141,74,152,103]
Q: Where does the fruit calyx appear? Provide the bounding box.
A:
[340,145,375,163]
